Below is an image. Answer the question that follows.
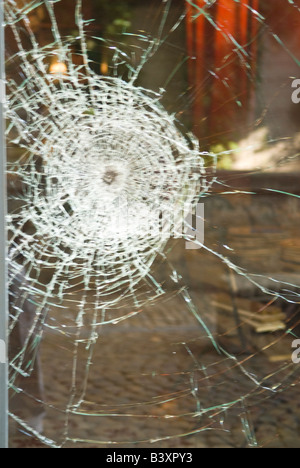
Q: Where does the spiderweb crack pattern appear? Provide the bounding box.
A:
[8,71,206,308]
[5,0,300,449]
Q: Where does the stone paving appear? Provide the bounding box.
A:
[9,183,300,448]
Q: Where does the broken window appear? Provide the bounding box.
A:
[5,0,300,448]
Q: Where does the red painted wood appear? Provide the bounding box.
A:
[186,0,260,146]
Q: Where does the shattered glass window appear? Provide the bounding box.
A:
[5,0,300,448]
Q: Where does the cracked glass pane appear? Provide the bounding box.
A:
[6,0,300,448]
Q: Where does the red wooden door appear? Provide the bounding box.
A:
[186,0,260,146]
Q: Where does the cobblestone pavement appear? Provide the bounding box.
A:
[9,187,300,448]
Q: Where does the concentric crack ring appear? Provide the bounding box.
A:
[8,75,206,305]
